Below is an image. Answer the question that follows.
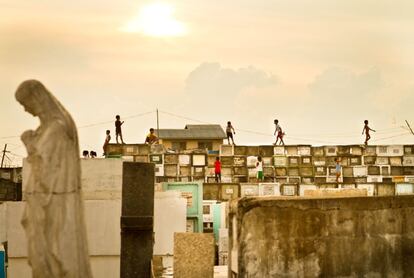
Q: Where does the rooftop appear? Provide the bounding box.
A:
[156,124,227,140]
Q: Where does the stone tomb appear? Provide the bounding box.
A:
[229,196,414,278]
[174,232,214,278]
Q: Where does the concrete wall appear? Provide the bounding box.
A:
[6,200,121,278]
[154,191,187,255]
[80,158,123,200]
[212,141,222,151]
[229,196,414,278]
[23,158,123,200]
[0,203,5,244]
[8,255,120,278]
[5,191,186,278]
[16,159,124,277]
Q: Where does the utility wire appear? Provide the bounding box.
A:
[1,111,156,161]
[2,109,412,147]
[9,152,25,158]
[405,120,414,135]
[78,110,155,129]
[158,110,209,124]
[370,132,412,143]
[158,109,411,145]
[0,135,20,140]
[159,109,403,137]
[0,110,156,139]
[289,127,404,138]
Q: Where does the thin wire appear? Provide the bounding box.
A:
[1,142,21,147]
[9,152,25,158]
[0,111,156,140]
[288,127,404,138]
[9,144,24,151]
[1,153,11,166]
[0,135,20,139]
[2,109,412,146]
[158,110,210,124]
[158,110,411,145]
[370,132,412,143]
[78,110,155,129]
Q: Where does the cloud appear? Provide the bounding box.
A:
[307,68,412,126]
[168,62,279,143]
[297,67,397,141]
[306,67,386,115]
[309,67,384,98]
[185,62,277,99]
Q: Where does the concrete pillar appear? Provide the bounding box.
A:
[120,162,154,278]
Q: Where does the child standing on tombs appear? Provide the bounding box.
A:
[103,129,111,156]
[115,115,125,144]
[214,157,222,183]
[362,120,376,145]
[335,158,342,183]
[256,156,264,181]
[226,121,236,145]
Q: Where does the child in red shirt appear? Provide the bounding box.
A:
[214,157,222,183]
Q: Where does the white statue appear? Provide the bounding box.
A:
[16,80,93,278]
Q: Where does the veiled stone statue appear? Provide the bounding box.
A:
[16,80,93,278]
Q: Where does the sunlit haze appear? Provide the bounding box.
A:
[1,0,414,166]
[121,3,187,37]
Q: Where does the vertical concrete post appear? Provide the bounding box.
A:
[120,162,155,278]
[0,244,5,278]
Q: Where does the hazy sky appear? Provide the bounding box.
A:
[1,0,414,165]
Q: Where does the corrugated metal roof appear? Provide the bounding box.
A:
[156,124,226,140]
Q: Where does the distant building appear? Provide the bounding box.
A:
[156,124,226,151]
[0,167,22,201]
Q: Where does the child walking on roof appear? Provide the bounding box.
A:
[226,121,236,145]
[115,115,125,144]
[273,119,285,145]
[362,120,376,145]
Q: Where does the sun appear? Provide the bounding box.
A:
[121,3,187,37]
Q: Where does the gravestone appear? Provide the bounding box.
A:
[120,162,155,278]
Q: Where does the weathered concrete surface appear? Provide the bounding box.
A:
[304,188,367,197]
[23,158,123,200]
[174,233,215,278]
[81,158,123,200]
[6,200,122,277]
[5,193,187,277]
[229,196,414,278]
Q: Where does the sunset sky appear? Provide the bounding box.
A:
[1,0,414,165]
